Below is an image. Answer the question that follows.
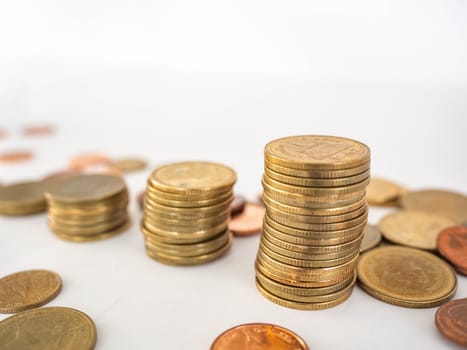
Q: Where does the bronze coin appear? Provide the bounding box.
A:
[229,203,265,236]
[211,323,308,350]
[230,195,246,216]
[69,153,109,170]
[0,150,33,163]
[435,298,467,347]
[137,190,145,210]
[22,124,55,136]
[437,226,467,275]
[0,129,7,139]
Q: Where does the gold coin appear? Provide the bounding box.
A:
[146,183,233,202]
[265,135,370,170]
[366,177,408,206]
[144,202,230,221]
[47,190,129,211]
[143,212,229,230]
[141,221,228,244]
[266,161,370,179]
[400,189,467,224]
[146,233,233,265]
[108,157,147,172]
[0,181,46,215]
[360,224,382,253]
[357,246,457,307]
[264,166,370,187]
[149,161,236,195]
[378,210,455,250]
[145,189,233,208]
[46,174,126,203]
[0,306,96,349]
[0,270,62,314]
[48,212,128,235]
[144,195,231,215]
[49,208,127,226]
[256,279,353,310]
[51,218,130,242]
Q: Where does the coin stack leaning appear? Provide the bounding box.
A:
[45,174,130,242]
[141,161,236,265]
[256,135,371,310]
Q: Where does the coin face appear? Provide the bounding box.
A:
[265,135,370,170]
[0,307,96,350]
[360,224,382,253]
[366,177,407,206]
[210,323,308,350]
[435,298,467,347]
[437,226,467,275]
[229,203,265,236]
[400,189,467,224]
[357,246,457,307]
[0,270,62,313]
[150,161,236,194]
[378,210,455,250]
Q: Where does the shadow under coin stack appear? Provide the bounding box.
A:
[141,161,236,265]
[45,174,130,242]
[256,135,371,310]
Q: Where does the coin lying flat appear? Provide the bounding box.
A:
[437,226,467,275]
[22,124,55,136]
[378,210,454,250]
[230,195,246,216]
[229,203,265,236]
[366,177,407,206]
[360,224,382,253]
[0,150,33,164]
[357,246,457,308]
[69,153,108,170]
[210,323,308,350]
[0,270,62,313]
[0,307,96,350]
[435,298,467,347]
[0,181,46,215]
[108,157,147,173]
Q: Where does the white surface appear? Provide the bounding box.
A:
[1,1,467,349]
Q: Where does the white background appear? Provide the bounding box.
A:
[0,0,466,349]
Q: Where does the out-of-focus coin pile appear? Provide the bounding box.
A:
[256,135,370,310]
[45,174,130,242]
[141,161,236,265]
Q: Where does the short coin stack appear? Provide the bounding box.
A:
[45,174,130,242]
[141,161,236,265]
[256,135,371,310]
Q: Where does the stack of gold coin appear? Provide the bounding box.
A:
[45,174,130,242]
[141,161,236,265]
[256,135,370,310]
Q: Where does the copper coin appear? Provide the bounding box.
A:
[230,195,246,216]
[211,323,308,350]
[0,150,33,163]
[435,298,467,347]
[22,124,55,136]
[437,226,467,275]
[137,190,145,210]
[69,153,109,170]
[0,129,7,139]
[229,203,265,236]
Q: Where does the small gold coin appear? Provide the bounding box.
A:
[360,224,382,253]
[0,270,62,313]
[0,181,46,215]
[366,177,408,206]
[266,161,370,179]
[400,189,467,224]
[108,157,147,172]
[0,306,96,350]
[378,210,455,250]
[357,246,457,308]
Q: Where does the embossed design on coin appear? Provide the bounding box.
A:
[229,203,265,236]
[437,226,467,275]
[210,323,308,350]
[435,298,467,347]
[0,306,96,350]
[0,270,62,313]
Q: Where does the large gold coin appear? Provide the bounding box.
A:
[46,174,126,203]
[149,161,236,195]
[357,246,457,308]
[0,181,46,215]
[265,135,370,170]
[366,177,407,206]
[266,161,369,179]
[400,189,467,224]
[0,270,62,313]
[360,224,382,253]
[0,306,96,349]
[378,210,454,250]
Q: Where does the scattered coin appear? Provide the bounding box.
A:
[79,163,122,177]
[0,181,46,215]
[229,203,265,236]
[0,128,7,139]
[0,270,62,313]
[210,323,308,350]
[360,224,382,253]
[378,210,455,250]
[357,246,457,308]
[69,153,108,170]
[137,190,145,210]
[0,150,33,164]
[435,298,467,347]
[437,226,467,275]
[400,189,467,224]
[22,124,55,136]
[0,306,97,350]
[366,177,407,206]
[230,194,246,216]
[108,157,147,173]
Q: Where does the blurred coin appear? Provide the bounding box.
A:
[137,190,145,210]
[437,226,467,275]
[0,181,46,215]
[366,177,407,206]
[435,298,467,347]
[108,157,147,173]
[0,128,7,139]
[229,203,265,236]
[0,150,33,164]
[22,124,55,136]
[360,224,382,253]
[69,152,108,170]
[230,194,246,216]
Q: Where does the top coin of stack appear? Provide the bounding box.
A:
[142,161,236,265]
[45,174,130,242]
[256,135,370,310]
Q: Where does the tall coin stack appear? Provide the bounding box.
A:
[45,174,130,242]
[141,161,236,265]
[256,135,371,310]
